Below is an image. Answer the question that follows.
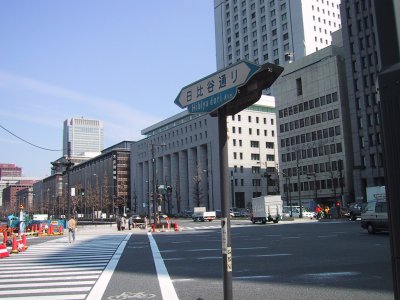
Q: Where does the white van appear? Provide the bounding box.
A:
[361,201,389,234]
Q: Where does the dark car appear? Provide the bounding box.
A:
[348,202,367,221]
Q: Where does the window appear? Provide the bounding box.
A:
[296,78,303,96]
[250,141,259,147]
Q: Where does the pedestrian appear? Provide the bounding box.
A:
[324,206,330,219]
[117,215,121,231]
[315,204,322,219]
[68,216,77,243]
[121,216,126,231]
[128,216,132,230]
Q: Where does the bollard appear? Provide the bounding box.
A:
[152,224,156,233]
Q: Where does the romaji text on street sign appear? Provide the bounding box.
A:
[174,60,261,114]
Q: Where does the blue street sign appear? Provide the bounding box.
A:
[174,60,261,114]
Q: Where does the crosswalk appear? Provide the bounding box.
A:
[0,234,127,300]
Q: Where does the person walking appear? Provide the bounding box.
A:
[128,216,133,230]
[68,216,77,243]
[117,215,121,231]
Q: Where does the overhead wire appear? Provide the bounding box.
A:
[0,124,63,152]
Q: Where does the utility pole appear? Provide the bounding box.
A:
[297,150,303,218]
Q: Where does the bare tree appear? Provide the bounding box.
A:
[174,174,181,213]
[192,161,204,207]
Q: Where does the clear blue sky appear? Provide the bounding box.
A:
[0,1,216,178]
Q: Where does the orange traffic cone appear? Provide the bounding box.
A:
[152,224,156,232]
[0,244,9,258]
[11,236,18,254]
[22,234,28,250]
[59,226,63,235]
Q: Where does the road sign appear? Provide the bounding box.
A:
[174,60,261,114]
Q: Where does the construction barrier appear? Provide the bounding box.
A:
[0,244,9,258]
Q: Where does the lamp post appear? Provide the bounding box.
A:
[230,171,235,208]
[203,169,213,211]
[279,171,292,217]
[150,142,166,226]
[307,172,318,206]
[296,150,303,218]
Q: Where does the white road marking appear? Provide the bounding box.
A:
[148,232,179,300]
[86,233,131,300]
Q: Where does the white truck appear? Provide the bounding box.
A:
[251,195,283,224]
[192,207,216,222]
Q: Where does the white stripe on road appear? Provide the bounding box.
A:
[86,233,131,300]
[0,266,104,274]
[0,280,95,289]
[148,232,179,300]
[0,275,99,283]
[0,286,91,296]
[0,294,87,300]
[0,270,101,278]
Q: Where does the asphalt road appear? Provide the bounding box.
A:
[104,219,393,300]
[2,219,393,300]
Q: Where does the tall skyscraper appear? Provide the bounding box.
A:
[63,118,104,158]
[214,0,342,70]
[340,0,384,202]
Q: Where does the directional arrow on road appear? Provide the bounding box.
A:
[174,60,261,114]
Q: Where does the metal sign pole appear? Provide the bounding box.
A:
[218,106,233,300]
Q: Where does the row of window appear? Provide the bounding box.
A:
[233,151,275,161]
[281,125,341,148]
[231,126,275,137]
[234,139,275,149]
[281,142,343,163]
[231,114,274,124]
[279,92,338,118]
[280,109,340,134]
[283,177,344,193]
[282,158,343,177]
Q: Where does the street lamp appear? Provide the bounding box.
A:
[296,150,303,218]
[230,170,235,208]
[307,173,318,206]
[150,142,166,226]
[203,169,213,211]
[278,171,292,217]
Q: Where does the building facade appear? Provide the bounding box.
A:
[63,117,104,158]
[2,180,37,213]
[32,143,132,218]
[131,96,278,215]
[214,0,342,69]
[274,35,353,208]
[0,163,22,179]
[340,0,384,202]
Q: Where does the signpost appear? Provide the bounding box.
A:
[175,60,261,114]
[175,60,284,300]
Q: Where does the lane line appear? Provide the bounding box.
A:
[148,232,179,300]
[86,233,131,300]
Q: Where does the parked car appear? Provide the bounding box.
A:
[282,206,315,219]
[347,202,367,221]
[361,201,389,234]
